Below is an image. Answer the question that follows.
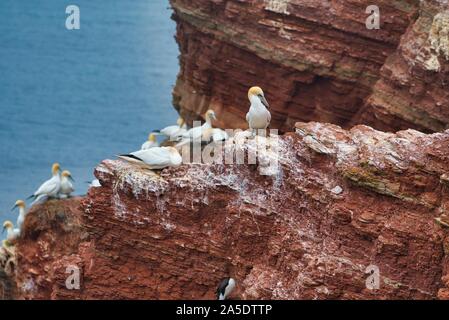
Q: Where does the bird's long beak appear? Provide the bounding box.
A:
[260,95,270,109]
[211,113,217,121]
[2,227,6,234]
[11,204,17,211]
[69,176,75,182]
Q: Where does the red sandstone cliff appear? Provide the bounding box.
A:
[3,0,449,300]
[171,0,449,133]
[7,123,449,299]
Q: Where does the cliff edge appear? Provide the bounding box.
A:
[7,123,449,299]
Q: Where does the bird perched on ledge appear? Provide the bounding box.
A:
[141,133,159,150]
[246,86,271,135]
[2,221,20,246]
[59,170,75,198]
[28,163,61,203]
[216,277,236,300]
[118,146,182,170]
[12,200,27,230]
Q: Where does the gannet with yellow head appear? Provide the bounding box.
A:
[28,163,62,203]
[118,146,182,170]
[12,200,27,230]
[246,86,271,131]
[59,170,75,198]
[141,133,159,150]
[2,221,20,245]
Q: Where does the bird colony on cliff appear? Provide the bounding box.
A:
[1,86,273,299]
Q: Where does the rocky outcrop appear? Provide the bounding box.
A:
[7,124,449,299]
[354,1,449,132]
[170,0,449,133]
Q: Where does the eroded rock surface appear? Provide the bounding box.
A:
[170,0,449,133]
[8,124,449,299]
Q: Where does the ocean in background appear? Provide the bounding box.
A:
[0,1,179,222]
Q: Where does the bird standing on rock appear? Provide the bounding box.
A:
[59,170,75,198]
[2,221,20,245]
[12,200,27,230]
[216,277,236,300]
[246,86,271,135]
[118,146,183,170]
[28,163,61,203]
[141,133,159,150]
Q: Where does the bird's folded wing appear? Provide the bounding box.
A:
[132,149,172,167]
[34,178,57,195]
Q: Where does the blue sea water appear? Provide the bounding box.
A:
[0,1,179,223]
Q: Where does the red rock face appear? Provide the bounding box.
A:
[354,1,449,133]
[10,125,449,299]
[5,0,449,301]
[171,0,449,133]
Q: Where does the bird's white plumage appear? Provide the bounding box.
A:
[176,111,216,147]
[32,174,61,202]
[4,224,20,243]
[218,278,236,300]
[141,140,159,150]
[119,147,182,169]
[246,95,271,130]
[161,124,187,141]
[16,207,27,230]
[89,179,101,187]
[59,176,74,198]
[212,129,229,142]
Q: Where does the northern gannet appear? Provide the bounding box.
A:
[12,200,27,230]
[87,179,101,188]
[216,277,236,300]
[59,170,75,198]
[2,221,20,245]
[176,110,217,147]
[246,86,271,133]
[118,146,182,170]
[141,133,159,150]
[28,163,61,203]
[154,118,187,141]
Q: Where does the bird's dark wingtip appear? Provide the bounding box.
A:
[119,154,144,162]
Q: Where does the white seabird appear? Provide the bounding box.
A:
[141,133,159,150]
[204,128,229,143]
[87,179,101,188]
[246,86,271,133]
[12,200,27,230]
[176,110,217,147]
[2,221,20,245]
[28,163,61,203]
[118,146,183,170]
[154,118,187,141]
[216,277,236,300]
[59,170,75,198]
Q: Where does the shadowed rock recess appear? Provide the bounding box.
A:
[3,0,449,300]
